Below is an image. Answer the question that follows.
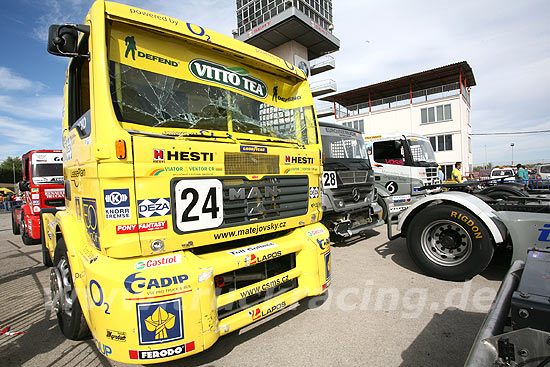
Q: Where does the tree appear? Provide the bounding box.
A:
[0,156,22,183]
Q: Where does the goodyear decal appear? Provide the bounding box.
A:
[240,145,267,153]
[136,298,183,345]
[189,59,268,99]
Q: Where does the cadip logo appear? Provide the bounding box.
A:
[124,35,178,67]
[124,272,189,294]
[189,59,267,99]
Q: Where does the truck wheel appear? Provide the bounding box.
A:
[20,213,37,245]
[11,207,20,235]
[51,238,90,340]
[406,204,494,281]
[40,218,53,267]
[377,196,387,221]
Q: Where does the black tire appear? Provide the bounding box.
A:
[406,204,494,281]
[377,196,388,222]
[52,238,90,340]
[11,207,20,235]
[20,213,39,245]
[40,217,53,267]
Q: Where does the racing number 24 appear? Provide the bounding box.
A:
[180,187,219,222]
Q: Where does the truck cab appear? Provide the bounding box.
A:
[363,133,440,220]
[42,1,330,363]
[319,122,382,240]
[11,150,64,245]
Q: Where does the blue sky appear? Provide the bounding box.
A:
[0,0,549,166]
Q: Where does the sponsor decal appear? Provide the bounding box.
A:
[124,273,189,295]
[309,187,319,199]
[271,86,301,103]
[134,254,182,271]
[385,181,398,194]
[316,238,329,251]
[94,339,112,357]
[129,341,196,360]
[149,168,166,176]
[81,246,98,264]
[283,168,299,174]
[75,197,81,221]
[284,155,314,164]
[189,59,267,99]
[450,211,483,239]
[136,299,183,345]
[116,220,167,234]
[239,275,290,298]
[32,193,39,199]
[138,198,170,218]
[160,151,214,161]
[393,195,411,204]
[325,251,331,281]
[44,189,64,199]
[538,224,550,242]
[213,222,286,240]
[124,35,178,67]
[226,242,278,257]
[104,189,131,220]
[244,251,282,266]
[31,188,39,193]
[530,251,541,258]
[240,145,267,154]
[70,168,86,178]
[307,228,327,237]
[310,202,322,208]
[32,200,40,205]
[248,301,287,321]
[153,149,164,161]
[82,198,100,250]
[106,329,127,342]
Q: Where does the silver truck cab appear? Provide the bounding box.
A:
[319,122,383,240]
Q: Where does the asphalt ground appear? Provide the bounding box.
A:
[0,212,509,367]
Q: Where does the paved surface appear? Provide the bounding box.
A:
[0,212,509,367]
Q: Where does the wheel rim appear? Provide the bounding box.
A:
[420,219,472,267]
[50,258,75,317]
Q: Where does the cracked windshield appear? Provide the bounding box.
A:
[109,61,316,145]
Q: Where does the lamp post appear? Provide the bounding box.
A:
[510,143,515,166]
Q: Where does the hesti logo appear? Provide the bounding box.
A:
[154,149,214,162]
[248,301,287,321]
[124,35,178,67]
[189,59,268,99]
[284,155,314,164]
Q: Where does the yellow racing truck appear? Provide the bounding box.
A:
[42,1,330,363]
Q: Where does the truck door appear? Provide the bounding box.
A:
[371,139,413,197]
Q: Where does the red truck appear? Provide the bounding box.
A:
[11,150,64,245]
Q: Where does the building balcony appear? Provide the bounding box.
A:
[334,82,471,118]
[310,55,335,76]
[315,103,335,118]
[310,79,337,97]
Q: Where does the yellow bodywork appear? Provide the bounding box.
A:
[42,0,329,364]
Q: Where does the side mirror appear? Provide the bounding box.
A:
[18,181,30,192]
[394,140,402,150]
[47,24,90,57]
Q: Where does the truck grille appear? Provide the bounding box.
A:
[339,171,368,184]
[330,182,373,206]
[216,253,297,320]
[225,152,279,175]
[221,175,308,228]
[45,199,64,207]
[426,167,438,177]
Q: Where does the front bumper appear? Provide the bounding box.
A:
[71,223,330,364]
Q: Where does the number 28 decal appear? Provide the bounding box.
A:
[174,179,223,232]
[322,171,337,189]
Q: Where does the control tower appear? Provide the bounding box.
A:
[233,0,340,106]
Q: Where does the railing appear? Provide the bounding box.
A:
[310,55,335,71]
[336,82,471,118]
[315,103,335,118]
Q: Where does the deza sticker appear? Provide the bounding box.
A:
[104,189,131,220]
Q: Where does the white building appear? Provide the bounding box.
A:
[321,61,475,179]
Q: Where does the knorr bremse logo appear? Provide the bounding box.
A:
[189,59,267,99]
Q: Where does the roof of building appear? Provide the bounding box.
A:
[320,61,476,106]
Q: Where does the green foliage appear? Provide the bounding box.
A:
[0,156,22,183]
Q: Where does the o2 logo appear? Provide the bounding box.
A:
[186,23,211,42]
[90,280,110,315]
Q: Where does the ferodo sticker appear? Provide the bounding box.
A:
[450,211,483,239]
[129,341,195,360]
[134,254,182,271]
[136,299,184,345]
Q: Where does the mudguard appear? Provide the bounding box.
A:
[397,191,506,244]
